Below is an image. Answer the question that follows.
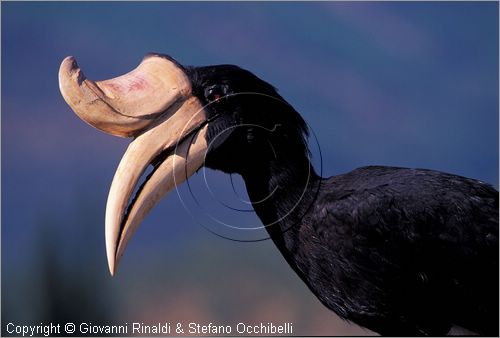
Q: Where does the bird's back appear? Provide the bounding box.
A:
[289,166,498,335]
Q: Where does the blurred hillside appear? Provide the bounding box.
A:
[2,193,370,335]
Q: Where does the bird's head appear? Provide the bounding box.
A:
[188,63,310,175]
[59,53,310,275]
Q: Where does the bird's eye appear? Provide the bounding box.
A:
[204,85,229,103]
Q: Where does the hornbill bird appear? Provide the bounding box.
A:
[59,53,498,336]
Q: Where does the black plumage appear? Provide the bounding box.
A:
[188,65,499,336]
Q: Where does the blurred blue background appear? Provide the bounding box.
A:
[2,2,498,335]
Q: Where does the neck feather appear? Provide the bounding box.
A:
[241,153,321,250]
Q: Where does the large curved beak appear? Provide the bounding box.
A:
[59,54,208,276]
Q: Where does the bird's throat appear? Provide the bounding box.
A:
[242,158,321,249]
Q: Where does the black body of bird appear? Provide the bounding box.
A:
[59,55,499,336]
[189,65,499,336]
